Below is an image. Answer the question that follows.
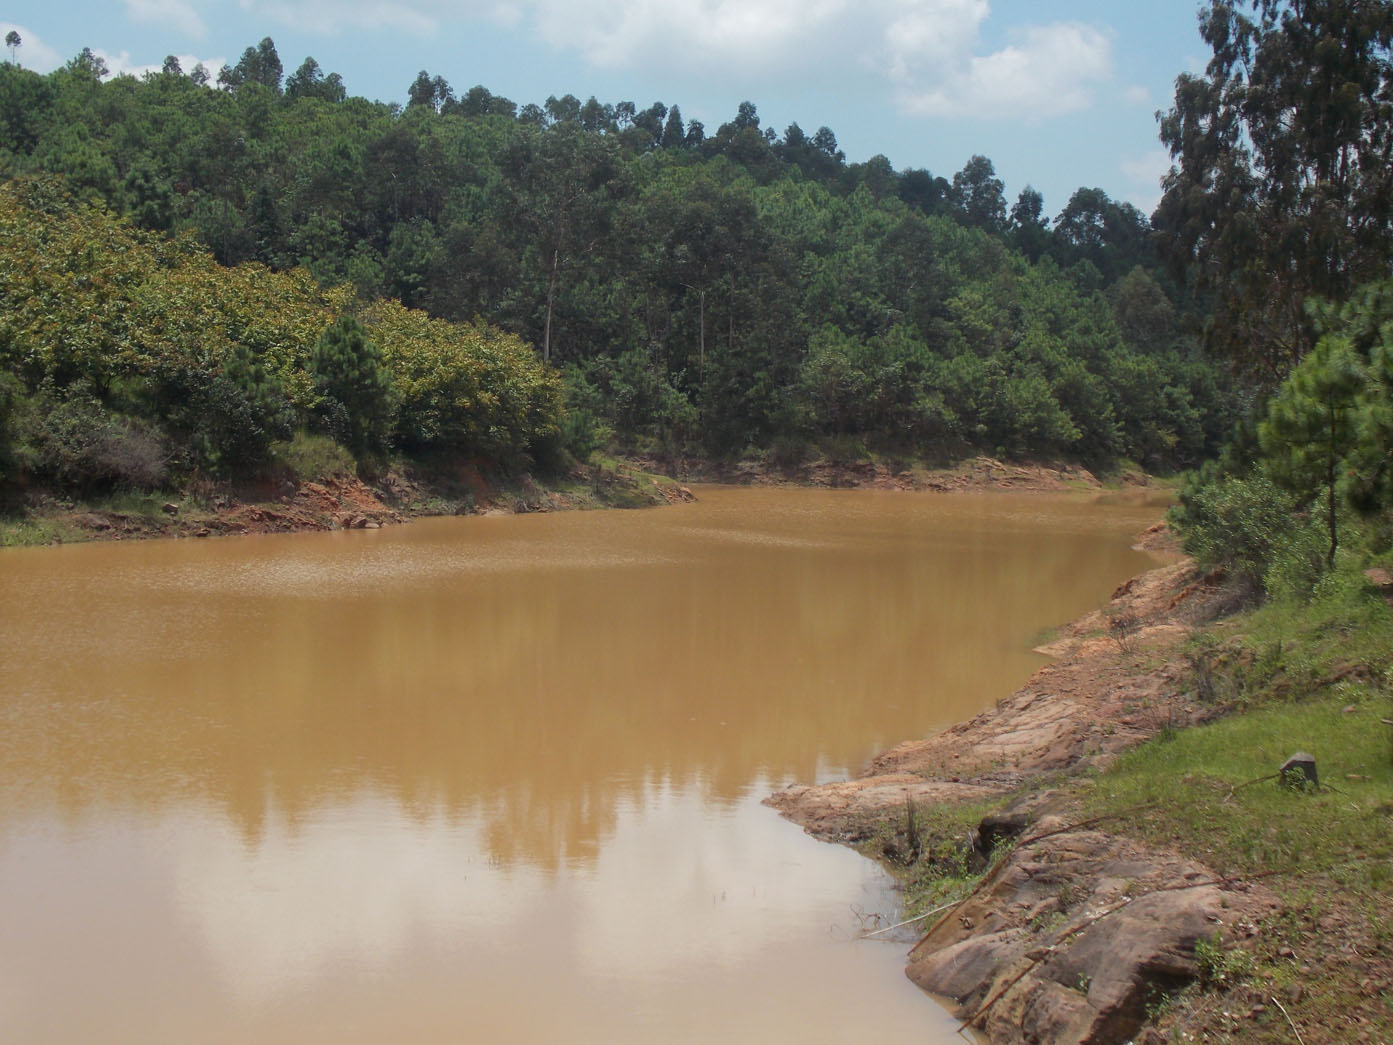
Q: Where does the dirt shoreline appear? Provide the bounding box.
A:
[4,454,1148,547]
[1,462,697,545]
[626,453,1148,494]
[767,528,1280,1044]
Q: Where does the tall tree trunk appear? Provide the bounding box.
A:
[698,288,706,384]
[728,270,735,352]
[543,246,559,363]
[1327,410,1338,566]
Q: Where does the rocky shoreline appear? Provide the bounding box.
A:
[767,530,1278,1044]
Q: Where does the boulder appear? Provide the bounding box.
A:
[908,829,1277,1045]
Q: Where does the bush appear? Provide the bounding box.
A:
[369,303,562,467]
[270,431,355,482]
[1170,470,1300,595]
[0,371,28,484]
[1263,516,1333,603]
[155,345,294,476]
[27,385,166,492]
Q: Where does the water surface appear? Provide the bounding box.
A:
[0,486,1165,1042]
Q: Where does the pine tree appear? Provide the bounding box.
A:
[311,316,394,457]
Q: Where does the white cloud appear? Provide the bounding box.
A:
[1121,147,1171,185]
[527,0,853,72]
[217,0,1114,121]
[1120,147,1172,215]
[123,0,207,39]
[0,23,66,72]
[236,0,449,35]
[95,49,227,81]
[1123,84,1150,105]
[884,0,990,80]
[894,21,1114,121]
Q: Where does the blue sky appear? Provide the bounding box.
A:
[3,1,1210,218]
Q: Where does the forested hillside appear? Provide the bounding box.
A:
[0,37,1238,497]
[0,177,560,492]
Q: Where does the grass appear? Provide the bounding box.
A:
[859,794,1011,916]
[1079,560,1393,1040]
[0,514,83,546]
[270,431,356,482]
[90,489,174,519]
[1085,691,1393,888]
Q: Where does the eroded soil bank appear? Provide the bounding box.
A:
[627,453,1145,494]
[2,461,696,545]
[768,531,1283,1044]
[4,454,1138,547]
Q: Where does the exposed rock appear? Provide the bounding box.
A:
[767,557,1220,849]
[764,542,1288,1044]
[908,828,1278,1045]
[766,777,1005,844]
[161,502,179,516]
[970,790,1063,864]
[624,454,1106,493]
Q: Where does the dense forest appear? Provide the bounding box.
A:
[0,33,1240,497]
[1159,0,1393,600]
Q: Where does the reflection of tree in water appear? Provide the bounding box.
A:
[0,500,1151,871]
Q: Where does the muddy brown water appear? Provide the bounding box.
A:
[0,486,1167,1043]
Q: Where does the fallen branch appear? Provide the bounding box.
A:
[860,900,962,939]
[1270,995,1307,1045]
[1223,773,1279,804]
[1014,801,1162,849]
[955,866,1294,1034]
[909,801,1160,959]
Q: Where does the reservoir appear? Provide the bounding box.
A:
[0,486,1164,1043]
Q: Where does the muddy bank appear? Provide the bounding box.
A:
[5,462,696,545]
[625,453,1151,494]
[768,532,1276,1044]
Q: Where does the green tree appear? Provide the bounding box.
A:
[1010,186,1050,261]
[1051,187,1149,285]
[950,155,1006,234]
[1155,0,1393,379]
[1259,333,1365,564]
[219,37,284,93]
[662,104,686,148]
[407,70,453,112]
[503,122,625,362]
[310,315,394,456]
[286,57,346,103]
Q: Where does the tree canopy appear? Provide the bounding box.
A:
[1155,0,1393,381]
[0,36,1243,491]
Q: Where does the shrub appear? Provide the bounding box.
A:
[0,371,28,484]
[156,345,294,476]
[369,303,562,467]
[271,431,355,482]
[28,384,166,492]
[1170,470,1300,596]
